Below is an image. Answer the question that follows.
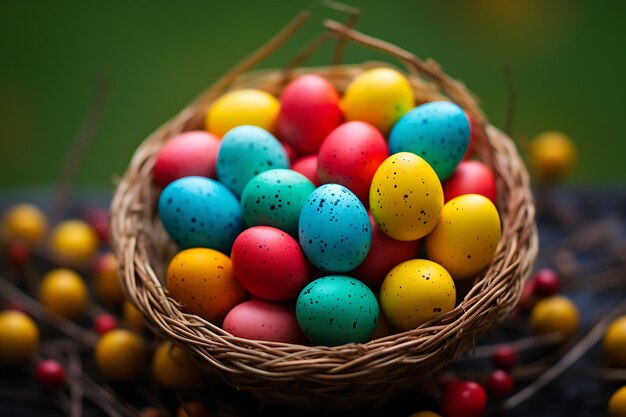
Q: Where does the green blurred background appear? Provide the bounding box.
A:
[1,0,624,189]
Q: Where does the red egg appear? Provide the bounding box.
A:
[152,131,220,187]
[350,213,420,289]
[281,141,298,164]
[291,154,320,186]
[317,121,389,203]
[223,300,308,344]
[277,74,344,154]
[231,226,308,301]
[442,160,496,203]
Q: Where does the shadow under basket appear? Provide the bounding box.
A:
[110,12,538,409]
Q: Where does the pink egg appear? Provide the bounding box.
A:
[291,155,320,186]
[442,160,497,203]
[231,226,309,301]
[152,131,220,187]
[317,121,389,203]
[277,75,344,154]
[350,213,421,289]
[223,299,308,344]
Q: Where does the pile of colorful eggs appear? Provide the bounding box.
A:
[153,67,502,346]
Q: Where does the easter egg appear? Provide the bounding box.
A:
[530,130,576,181]
[443,160,496,203]
[342,67,414,135]
[296,276,378,346]
[39,268,88,319]
[2,203,48,245]
[152,131,220,187]
[158,176,243,252]
[389,101,470,180]
[95,329,146,381]
[50,220,99,264]
[299,184,371,272]
[380,259,456,331]
[350,213,420,289]
[277,74,343,154]
[426,194,501,279]
[370,152,443,241]
[166,248,245,324]
[231,226,308,301]
[241,169,315,235]
[123,301,145,333]
[205,89,279,137]
[223,300,308,344]
[216,125,289,196]
[609,386,626,417]
[317,121,389,203]
[603,316,626,367]
[94,252,124,305]
[0,311,39,365]
[530,296,579,339]
[152,341,203,391]
[291,154,320,186]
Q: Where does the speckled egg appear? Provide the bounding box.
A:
[158,176,243,252]
[380,259,456,331]
[426,194,501,279]
[230,226,309,301]
[389,101,470,180]
[317,121,389,203]
[216,125,289,196]
[166,248,246,324]
[370,152,443,241]
[296,276,378,346]
[223,300,308,344]
[299,184,371,272]
[241,169,315,235]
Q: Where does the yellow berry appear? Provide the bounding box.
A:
[205,89,280,137]
[123,301,145,332]
[0,311,39,365]
[2,203,48,246]
[152,341,203,391]
[530,131,576,181]
[94,253,124,305]
[95,329,146,381]
[409,412,442,417]
[609,386,626,417]
[39,268,88,319]
[50,220,99,264]
[530,295,579,339]
[604,316,626,367]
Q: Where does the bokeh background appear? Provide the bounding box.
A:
[1,0,624,189]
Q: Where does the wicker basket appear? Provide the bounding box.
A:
[111,13,538,408]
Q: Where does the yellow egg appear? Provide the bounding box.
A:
[122,301,145,333]
[0,311,39,365]
[342,67,414,134]
[95,329,146,381]
[604,316,626,367]
[426,194,501,279]
[530,131,576,181]
[205,89,279,137]
[2,203,48,245]
[166,248,246,324]
[409,412,442,417]
[380,259,456,331]
[39,268,88,319]
[610,386,626,417]
[152,341,203,391]
[50,220,99,264]
[94,253,124,305]
[370,152,443,241]
[530,295,579,339]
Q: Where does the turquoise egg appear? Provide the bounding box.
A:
[241,169,315,235]
[298,184,371,272]
[158,176,243,252]
[296,276,379,346]
[217,125,289,196]
[389,101,470,180]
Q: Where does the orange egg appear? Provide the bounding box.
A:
[94,253,124,305]
[122,301,145,333]
[2,203,48,246]
[95,329,146,381]
[0,311,39,365]
[604,316,626,367]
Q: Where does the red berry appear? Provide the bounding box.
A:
[440,380,487,417]
[85,208,110,245]
[533,268,560,296]
[516,279,537,313]
[36,359,66,389]
[94,313,118,335]
[491,345,519,371]
[484,370,514,400]
[8,241,30,266]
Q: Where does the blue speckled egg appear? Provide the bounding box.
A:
[241,169,315,236]
[158,176,243,252]
[217,125,289,196]
[389,101,470,180]
[298,184,371,272]
[296,275,379,346]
